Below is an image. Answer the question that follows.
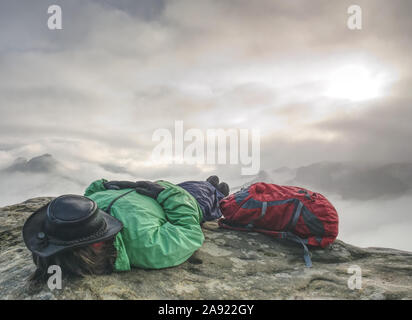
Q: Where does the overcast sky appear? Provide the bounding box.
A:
[0,1,411,248]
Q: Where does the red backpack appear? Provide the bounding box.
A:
[218,182,339,267]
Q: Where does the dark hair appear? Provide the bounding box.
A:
[29,238,117,282]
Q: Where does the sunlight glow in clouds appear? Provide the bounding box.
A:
[324,64,390,101]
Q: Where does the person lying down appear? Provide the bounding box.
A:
[22,176,230,281]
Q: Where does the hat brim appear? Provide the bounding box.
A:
[22,201,123,258]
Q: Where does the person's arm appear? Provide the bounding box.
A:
[156,181,203,227]
[132,181,204,268]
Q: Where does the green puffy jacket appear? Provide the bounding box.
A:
[84,179,204,271]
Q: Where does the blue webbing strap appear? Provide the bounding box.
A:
[288,200,303,231]
[246,201,267,229]
[298,189,312,200]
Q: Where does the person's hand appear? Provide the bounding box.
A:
[134,181,165,199]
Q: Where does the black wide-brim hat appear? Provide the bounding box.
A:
[23,194,123,258]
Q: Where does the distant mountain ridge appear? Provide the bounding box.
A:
[2,154,412,201]
[0,154,84,206]
[289,162,412,200]
[2,154,58,173]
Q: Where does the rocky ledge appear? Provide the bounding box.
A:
[1,197,411,300]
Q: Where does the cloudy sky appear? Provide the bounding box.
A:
[0,1,411,250]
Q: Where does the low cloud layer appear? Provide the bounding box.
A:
[0,1,411,250]
[290,162,412,200]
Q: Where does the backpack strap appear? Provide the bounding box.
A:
[298,189,312,200]
[219,219,313,268]
[245,201,267,229]
[281,231,312,267]
[286,200,303,232]
[105,189,135,214]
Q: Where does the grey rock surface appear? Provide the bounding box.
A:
[1,197,411,300]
